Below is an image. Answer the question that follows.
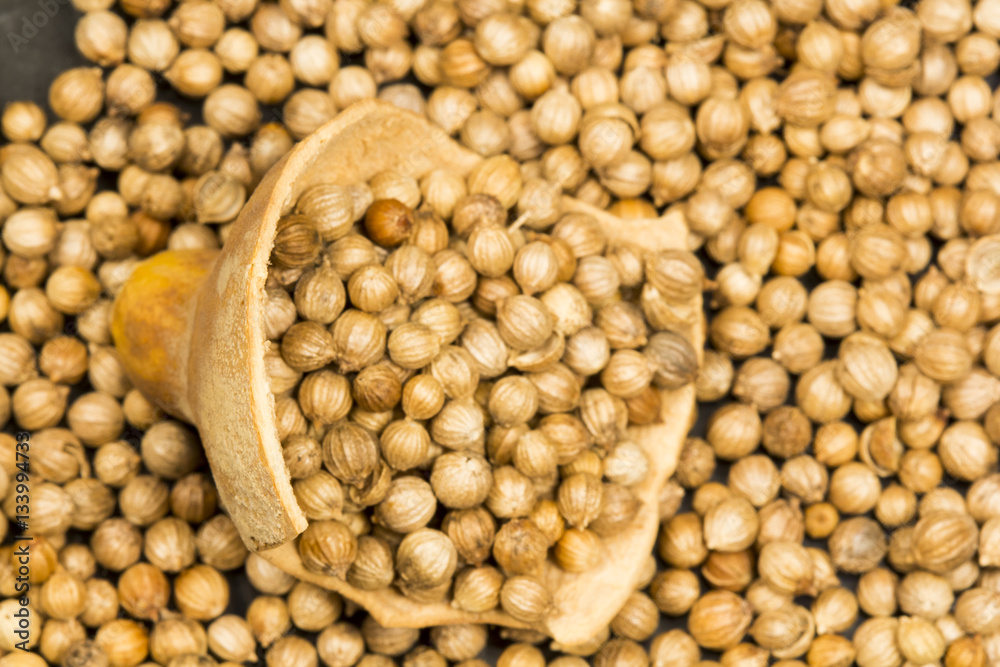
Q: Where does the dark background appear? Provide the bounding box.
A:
[0,0,90,112]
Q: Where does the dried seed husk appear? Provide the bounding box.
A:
[299,519,358,578]
[913,511,979,574]
[443,507,497,566]
[453,566,504,613]
[658,512,707,570]
[499,575,552,623]
[703,497,759,552]
[291,475,345,525]
[396,528,458,590]
[322,421,379,487]
[486,466,536,519]
[493,518,550,576]
[347,535,395,591]
[331,309,387,373]
[557,473,604,528]
[687,590,754,652]
[431,452,493,509]
[828,517,887,573]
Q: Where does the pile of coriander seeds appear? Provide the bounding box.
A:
[266,172,698,618]
[2,0,1000,663]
